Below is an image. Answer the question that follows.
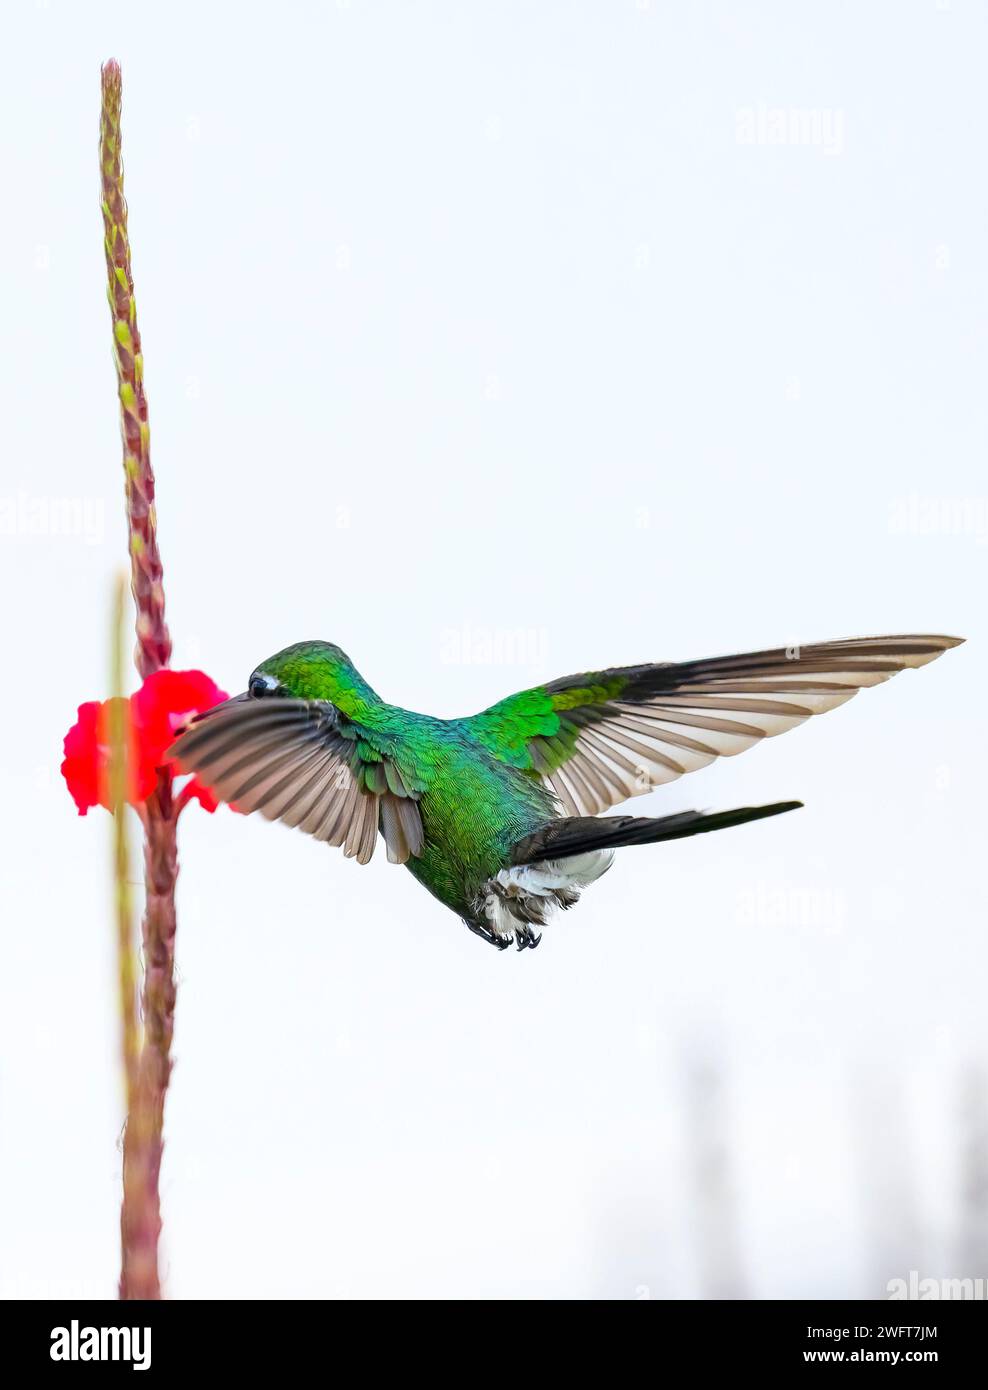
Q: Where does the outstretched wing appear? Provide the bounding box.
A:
[168,694,425,866]
[466,634,962,817]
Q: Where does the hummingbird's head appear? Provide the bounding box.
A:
[246,640,381,718]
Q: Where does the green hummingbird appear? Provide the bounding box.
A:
[170,633,961,950]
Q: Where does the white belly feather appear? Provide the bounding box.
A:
[475,850,614,947]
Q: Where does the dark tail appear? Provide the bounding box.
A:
[511,801,802,865]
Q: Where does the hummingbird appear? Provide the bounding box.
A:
[170,633,961,950]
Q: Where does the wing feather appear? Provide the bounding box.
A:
[168,696,424,865]
[467,634,962,815]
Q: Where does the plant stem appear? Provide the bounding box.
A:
[100,59,172,679]
[119,778,178,1300]
[110,576,140,1109]
[102,58,178,1301]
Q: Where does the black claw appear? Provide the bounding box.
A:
[463,915,541,952]
[464,917,504,949]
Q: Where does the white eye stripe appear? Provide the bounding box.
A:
[249,670,282,697]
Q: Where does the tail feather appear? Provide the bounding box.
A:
[511,801,802,865]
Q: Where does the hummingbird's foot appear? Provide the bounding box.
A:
[464,893,548,951]
[463,917,512,950]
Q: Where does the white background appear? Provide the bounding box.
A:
[1,0,985,1299]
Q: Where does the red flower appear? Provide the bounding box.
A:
[61,698,151,814]
[61,669,229,816]
[133,669,229,811]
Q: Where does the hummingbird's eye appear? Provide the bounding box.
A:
[248,672,279,699]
